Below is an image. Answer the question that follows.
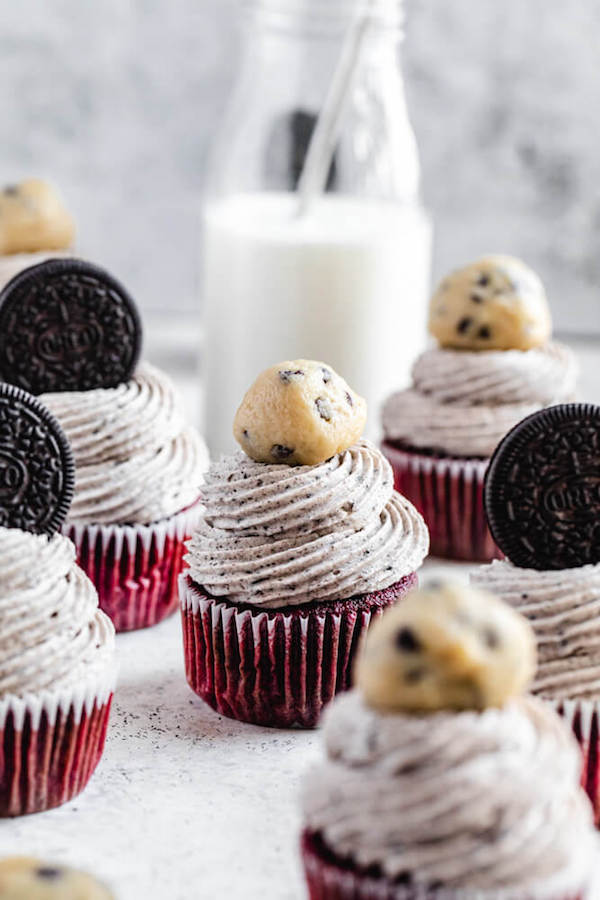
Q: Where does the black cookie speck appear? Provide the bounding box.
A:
[36,867,64,881]
[484,403,600,570]
[457,317,472,334]
[478,325,491,340]
[271,444,294,461]
[0,258,142,394]
[0,383,75,535]
[476,273,490,287]
[3,185,18,196]
[396,627,421,653]
[279,369,304,384]
[321,368,332,384]
[470,294,484,304]
[345,391,353,407]
[315,397,332,421]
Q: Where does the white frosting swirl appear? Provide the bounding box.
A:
[0,527,115,698]
[472,560,600,701]
[303,690,597,895]
[383,343,577,458]
[43,362,209,525]
[186,441,429,608]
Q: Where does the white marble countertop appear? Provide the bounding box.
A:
[1,325,598,899]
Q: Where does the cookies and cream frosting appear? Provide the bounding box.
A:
[186,440,428,608]
[383,343,577,458]
[43,363,209,526]
[0,527,115,698]
[303,690,597,895]
[472,560,600,701]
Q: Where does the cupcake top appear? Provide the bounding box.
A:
[303,582,597,896]
[0,857,113,899]
[383,256,577,458]
[43,362,209,526]
[0,179,74,255]
[187,360,428,608]
[0,526,115,699]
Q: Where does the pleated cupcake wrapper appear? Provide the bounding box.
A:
[180,575,415,729]
[0,669,116,817]
[382,443,501,563]
[63,501,204,633]
[550,698,600,827]
[301,831,588,900]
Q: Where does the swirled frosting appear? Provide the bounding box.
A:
[186,440,428,608]
[303,690,597,896]
[383,343,577,458]
[472,560,600,701]
[0,527,115,698]
[43,363,209,525]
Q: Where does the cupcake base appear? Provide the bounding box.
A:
[301,831,585,900]
[180,574,417,729]
[0,682,114,817]
[64,501,203,633]
[382,441,501,563]
[552,699,600,828]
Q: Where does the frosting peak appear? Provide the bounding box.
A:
[186,440,428,608]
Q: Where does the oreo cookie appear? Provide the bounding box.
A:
[0,258,142,394]
[0,383,74,535]
[484,404,600,570]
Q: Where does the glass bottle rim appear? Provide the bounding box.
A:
[242,0,404,34]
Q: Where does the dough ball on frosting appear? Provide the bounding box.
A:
[233,360,367,466]
[429,255,551,351]
[0,858,113,899]
[356,581,536,713]
[0,179,75,255]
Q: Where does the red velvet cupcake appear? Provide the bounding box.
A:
[382,255,578,562]
[301,582,599,899]
[181,360,429,728]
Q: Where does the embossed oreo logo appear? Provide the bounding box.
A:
[543,473,600,522]
[0,449,28,502]
[36,321,103,362]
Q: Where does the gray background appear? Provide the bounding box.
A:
[2,0,599,334]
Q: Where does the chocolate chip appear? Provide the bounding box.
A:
[476,273,490,287]
[242,429,249,440]
[483,627,500,649]
[321,368,332,384]
[36,867,63,881]
[405,667,426,684]
[457,317,473,334]
[279,369,304,384]
[271,444,294,460]
[478,325,491,339]
[315,397,332,421]
[470,294,484,304]
[345,391,353,407]
[396,627,421,653]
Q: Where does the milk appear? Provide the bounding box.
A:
[202,192,431,455]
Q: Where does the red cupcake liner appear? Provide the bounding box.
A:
[301,831,586,900]
[552,699,600,828]
[63,501,203,633]
[180,573,418,729]
[382,442,501,563]
[0,680,114,817]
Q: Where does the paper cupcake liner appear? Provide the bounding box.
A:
[550,698,600,828]
[301,831,586,900]
[382,442,501,563]
[0,672,115,817]
[63,501,203,633]
[180,573,418,729]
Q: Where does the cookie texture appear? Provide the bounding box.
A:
[355,581,536,712]
[0,858,113,899]
[0,258,142,394]
[233,360,367,466]
[429,255,551,351]
[0,179,74,255]
[485,403,600,570]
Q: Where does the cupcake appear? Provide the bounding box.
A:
[301,581,598,899]
[0,258,209,632]
[180,360,429,728]
[472,402,600,824]
[0,178,74,290]
[0,384,116,817]
[382,255,578,562]
[0,858,113,898]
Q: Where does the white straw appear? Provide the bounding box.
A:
[296,0,375,218]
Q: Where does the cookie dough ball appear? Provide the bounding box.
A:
[356,581,536,713]
[0,858,113,899]
[0,179,75,255]
[234,360,367,466]
[429,255,551,351]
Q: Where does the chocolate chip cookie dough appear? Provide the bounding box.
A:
[234,359,366,466]
[0,858,113,899]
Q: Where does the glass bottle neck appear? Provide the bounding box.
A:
[243,0,404,37]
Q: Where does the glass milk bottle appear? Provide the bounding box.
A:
[202,0,431,455]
